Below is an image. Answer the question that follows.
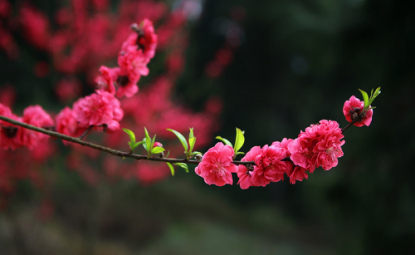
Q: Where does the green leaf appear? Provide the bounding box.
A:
[122,128,136,144]
[191,151,202,156]
[174,163,189,173]
[216,136,233,147]
[142,138,148,151]
[369,87,381,105]
[151,147,165,154]
[358,89,370,108]
[144,127,151,155]
[165,150,170,158]
[189,128,194,139]
[152,134,156,146]
[133,141,145,149]
[167,129,188,152]
[166,162,175,176]
[234,128,245,153]
[235,151,245,156]
[189,137,196,154]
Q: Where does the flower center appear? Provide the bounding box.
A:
[326,147,336,161]
[117,75,129,87]
[1,126,18,138]
[137,35,146,51]
[214,162,226,176]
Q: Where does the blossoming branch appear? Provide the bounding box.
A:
[0,17,381,190]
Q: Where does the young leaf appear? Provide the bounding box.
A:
[133,141,145,150]
[174,163,189,173]
[151,147,165,154]
[142,138,148,151]
[235,151,245,156]
[167,129,188,152]
[374,87,381,95]
[191,151,202,156]
[216,136,233,147]
[152,134,157,146]
[122,128,136,144]
[189,128,194,139]
[358,89,369,108]
[189,137,196,154]
[234,128,245,153]
[369,87,381,105]
[144,127,151,156]
[128,141,134,150]
[166,162,175,176]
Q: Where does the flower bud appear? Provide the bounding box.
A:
[194,154,203,161]
[153,142,163,148]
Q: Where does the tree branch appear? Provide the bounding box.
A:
[0,115,255,166]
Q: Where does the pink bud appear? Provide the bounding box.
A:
[153,142,163,148]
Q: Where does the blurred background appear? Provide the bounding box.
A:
[0,0,414,254]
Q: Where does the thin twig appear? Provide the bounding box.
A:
[79,125,93,140]
[341,118,359,133]
[0,115,255,166]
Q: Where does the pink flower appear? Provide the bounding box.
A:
[73,93,112,126]
[195,142,238,186]
[343,95,373,127]
[271,138,293,158]
[122,19,158,62]
[288,120,345,172]
[0,103,22,150]
[72,91,123,131]
[55,107,86,144]
[286,165,308,184]
[113,66,139,98]
[288,124,319,172]
[118,45,149,78]
[19,105,54,149]
[252,145,289,185]
[97,90,124,122]
[105,120,120,133]
[95,66,116,95]
[114,46,150,98]
[237,146,261,189]
[314,120,345,170]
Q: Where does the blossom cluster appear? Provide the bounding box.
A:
[196,120,347,188]
[194,93,375,188]
[0,0,227,193]
[96,19,157,98]
[42,16,156,141]
[0,104,53,150]
[56,18,157,134]
[0,0,377,203]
